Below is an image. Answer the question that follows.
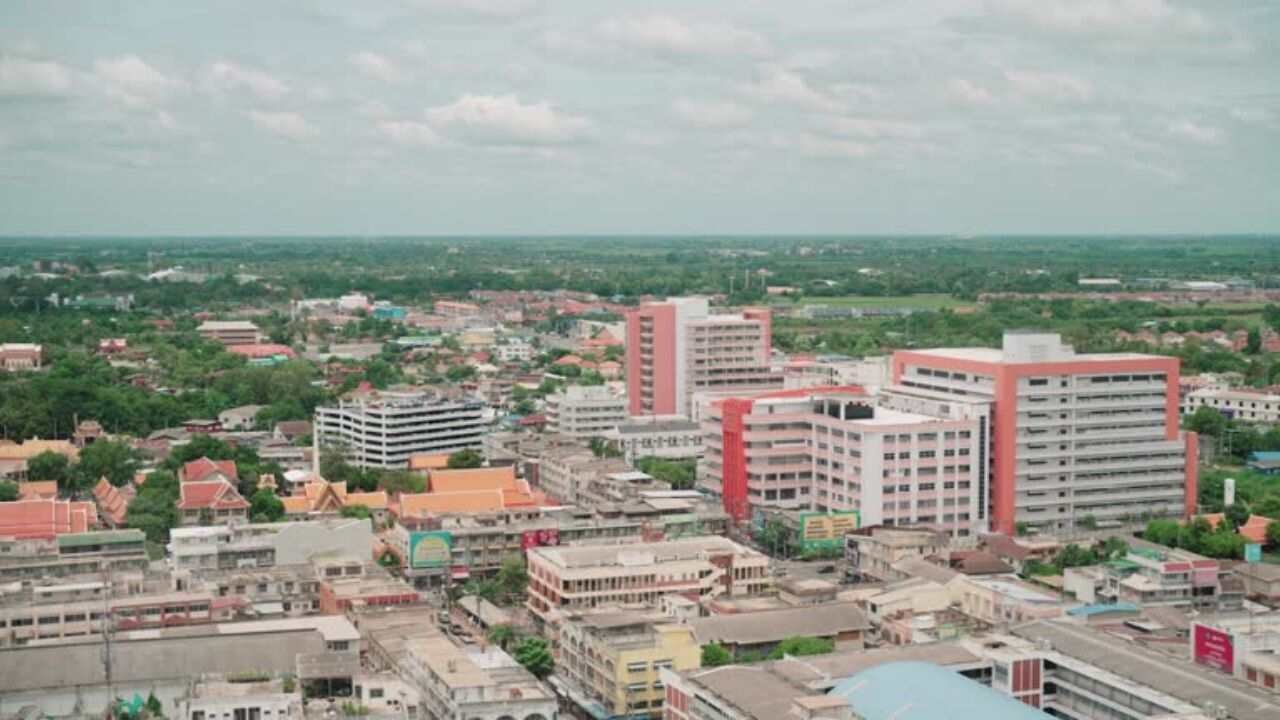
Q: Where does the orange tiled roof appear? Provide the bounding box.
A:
[177,479,248,511]
[17,481,58,501]
[0,499,98,539]
[408,453,452,472]
[92,478,132,527]
[182,457,239,484]
[1202,513,1276,545]
[0,439,79,462]
[283,480,388,515]
[428,466,519,494]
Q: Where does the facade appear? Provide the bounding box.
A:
[700,386,987,535]
[845,527,949,583]
[0,343,42,372]
[1185,387,1280,424]
[168,518,374,571]
[526,536,770,624]
[546,384,628,439]
[1099,546,1227,609]
[197,320,261,346]
[0,530,149,583]
[176,479,249,526]
[315,391,486,468]
[402,634,557,720]
[536,445,633,505]
[494,337,534,363]
[893,331,1197,534]
[609,418,704,464]
[557,614,701,719]
[626,297,780,417]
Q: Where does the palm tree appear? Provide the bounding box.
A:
[488,624,517,651]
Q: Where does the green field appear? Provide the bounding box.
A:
[784,294,968,310]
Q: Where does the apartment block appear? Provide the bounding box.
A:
[1184,387,1280,424]
[168,518,374,571]
[402,633,557,720]
[196,320,261,346]
[845,527,950,583]
[314,391,486,468]
[0,530,149,583]
[608,418,704,464]
[557,613,701,719]
[700,386,987,535]
[626,297,780,418]
[536,444,633,505]
[893,331,1196,534]
[526,536,770,624]
[546,384,628,439]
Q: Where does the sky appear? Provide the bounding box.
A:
[0,0,1277,236]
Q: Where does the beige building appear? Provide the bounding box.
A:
[402,633,557,720]
[845,527,949,583]
[526,536,770,624]
[196,320,261,346]
[0,343,42,372]
[546,385,627,439]
[1185,387,1280,424]
[535,444,633,506]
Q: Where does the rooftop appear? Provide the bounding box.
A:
[831,661,1051,720]
[690,602,870,646]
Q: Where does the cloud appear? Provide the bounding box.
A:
[824,117,925,140]
[425,94,592,146]
[0,55,73,97]
[206,61,289,101]
[948,78,995,106]
[671,98,753,129]
[983,0,1212,40]
[248,110,318,140]
[1167,119,1223,145]
[358,100,393,118]
[597,14,770,60]
[742,66,844,114]
[780,132,871,159]
[1005,70,1093,103]
[377,119,440,146]
[350,51,404,83]
[94,55,184,108]
[413,0,539,21]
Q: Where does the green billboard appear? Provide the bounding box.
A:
[797,511,860,551]
[409,531,453,569]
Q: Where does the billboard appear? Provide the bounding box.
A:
[1245,543,1263,563]
[521,528,560,551]
[408,531,453,569]
[798,511,860,551]
[1193,624,1234,674]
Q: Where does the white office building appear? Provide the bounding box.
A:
[546,385,627,439]
[314,392,487,468]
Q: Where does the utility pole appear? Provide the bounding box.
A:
[101,565,114,718]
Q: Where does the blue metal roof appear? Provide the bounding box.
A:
[829,662,1051,720]
[1067,602,1140,617]
[1249,451,1280,461]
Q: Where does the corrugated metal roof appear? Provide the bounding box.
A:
[830,661,1051,719]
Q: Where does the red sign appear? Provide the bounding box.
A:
[521,528,561,550]
[1194,624,1234,673]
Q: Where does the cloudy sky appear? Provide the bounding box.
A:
[1,0,1277,235]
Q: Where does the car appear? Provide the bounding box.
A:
[816,564,837,574]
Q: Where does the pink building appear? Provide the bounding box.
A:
[892,331,1197,535]
[0,343,42,372]
[626,297,779,418]
[700,386,987,537]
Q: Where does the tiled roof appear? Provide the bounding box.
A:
[428,466,519,494]
[283,480,388,515]
[16,480,58,501]
[0,499,98,539]
[408,453,452,471]
[181,457,238,484]
[92,478,132,527]
[177,479,249,511]
[0,439,79,462]
[1202,513,1276,545]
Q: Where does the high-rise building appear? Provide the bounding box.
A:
[314,391,486,468]
[626,297,780,418]
[892,331,1197,535]
[700,386,988,536]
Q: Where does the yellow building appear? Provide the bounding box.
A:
[557,613,701,719]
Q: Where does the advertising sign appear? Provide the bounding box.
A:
[798,511,860,550]
[521,528,561,550]
[1245,543,1263,563]
[1193,624,1234,674]
[408,531,453,569]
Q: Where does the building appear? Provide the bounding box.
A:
[892,331,1197,534]
[279,480,388,520]
[401,633,557,720]
[0,529,148,583]
[688,602,870,658]
[0,343,42,372]
[845,527,949,583]
[526,536,770,624]
[782,354,890,391]
[314,391,487,468]
[177,477,249,527]
[168,518,374,571]
[1097,545,1229,609]
[197,320,261,346]
[1185,387,1280,424]
[608,418,704,464]
[536,445,633,505]
[700,386,987,534]
[0,499,98,540]
[626,297,780,418]
[557,613,701,719]
[180,679,301,720]
[546,384,628,439]
[1191,613,1280,691]
[494,337,534,363]
[0,438,78,482]
[832,661,1053,719]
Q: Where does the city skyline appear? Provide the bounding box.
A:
[2,0,1278,235]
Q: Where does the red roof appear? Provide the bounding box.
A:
[1203,513,1276,545]
[182,457,239,484]
[177,479,249,511]
[226,343,297,359]
[0,499,98,540]
[93,478,132,527]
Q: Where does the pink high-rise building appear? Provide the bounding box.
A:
[625,297,779,418]
[893,331,1197,536]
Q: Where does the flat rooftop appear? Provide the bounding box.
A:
[532,535,755,570]
[904,347,1163,364]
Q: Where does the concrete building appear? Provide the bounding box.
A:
[845,527,949,583]
[1191,614,1280,692]
[626,297,780,418]
[893,331,1197,534]
[556,613,701,719]
[688,602,870,658]
[0,530,149,583]
[1098,545,1229,610]
[526,536,770,624]
[494,337,534,363]
[181,679,301,720]
[608,418,704,464]
[402,633,557,720]
[536,444,633,505]
[546,384,628,439]
[197,320,261,346]
[700,386,987,534]
[315,391,486,468]
[782,354,890,391]
[0,342,42,372]
[167,518,374,571]
[1185,387,1280,424]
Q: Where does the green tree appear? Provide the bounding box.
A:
[377,470,426,495]
[0,482,18,502]
[145,692,164,719]
[488,624,518,651]
[1246,327,1262,354]
[446,364,476,382]
[28,450,71,488]
[126,470,180,544]
[1143,519,1181,547]
[1224,502,1250,531]
[495,558,528,603]
[1015,521,1030,537]
[513,637,554,679]
[76,439,141,487]
[446,448,484,469]
[635,457,696,490]
[250,488,285,522]
[1184,406,1227,438]
[1078,514,1098,531]
[340,505,372,520]
[1267,521,1280,548]
[701,643,732,667]
[768,636,834,660]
